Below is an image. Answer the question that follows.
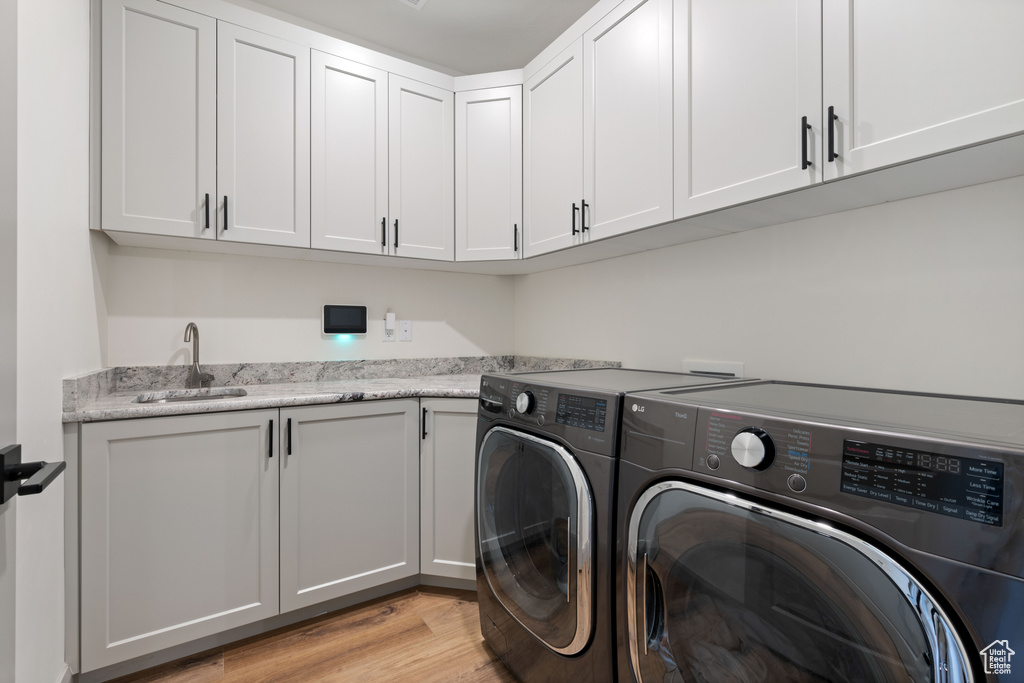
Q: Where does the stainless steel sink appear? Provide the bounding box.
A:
[134,387,248,404]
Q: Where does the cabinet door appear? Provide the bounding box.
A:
[280,400,419,613]
[218,23,311,247]
[583,0,673,240]
[420,399,478,582]
[311,50,389,254]
[455,86,523,262]
[523,41,585,257]
[101,0,216,238]
[80,411,279,672]
[388,76,455,261]
[675,0,821,217]
[823,0,1024,180]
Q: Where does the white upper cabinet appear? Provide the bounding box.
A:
[217,23,311,247]
[311,51,389,254]
[101,0,217,238]
[524,41,585,257]
[455,86,523,261]
[388,76,455,261]
[583,0,673,239]
[822,0,1024,180]
[674,0,822,218]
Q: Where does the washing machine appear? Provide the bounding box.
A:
[616,381,1024,683]
[475,368,749,682]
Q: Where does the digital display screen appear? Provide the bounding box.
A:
[841,440,1003,526]
[555,393,607,432]
[323,305,367,334]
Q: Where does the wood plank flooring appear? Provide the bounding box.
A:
[109,588,516,683]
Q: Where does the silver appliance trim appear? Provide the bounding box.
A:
[626,479,972,683]
[477,426,594,656]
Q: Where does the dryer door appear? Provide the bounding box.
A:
[626,481,972,683]
[477,426,594,655]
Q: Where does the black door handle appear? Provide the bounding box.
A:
[514,224,518,252]
[581,199,590,232]
[268,419,274,458]
[572,202,579,235]
[204,193,210,231]
[287,418,292,455]
[223,195,229,231]
[394,219,399,250]
[381,217,386,248]
[422,408,428,440]
[2,444,66,504]
[801,116,812,170]
[827,106,839,162]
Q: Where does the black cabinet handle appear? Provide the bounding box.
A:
[581,199,590,232]
[381,217,386,247]
[422,408,428,440]
[204,193,210,231]
[393,219,399,250]
[268,419,274,458]
[514,223,519,252]
[572,202,579,235]
[801,116,812,170]
[287,418,292,455]
[223,195,229,231]
[827,106,839,162]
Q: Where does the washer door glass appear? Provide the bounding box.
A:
[626,481,971,683]
[477,426,593,655]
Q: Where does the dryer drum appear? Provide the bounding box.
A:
[626,481,971,683]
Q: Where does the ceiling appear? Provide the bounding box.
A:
[238,0,601,76]
[234,0,598,76]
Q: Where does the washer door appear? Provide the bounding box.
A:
[626,481,971,683]
[477,426,594,655]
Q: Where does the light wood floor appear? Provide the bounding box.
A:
[109,587,517,683]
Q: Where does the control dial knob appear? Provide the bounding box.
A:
[515,391,536,415]
[731,428,775,470]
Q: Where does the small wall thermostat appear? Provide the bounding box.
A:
[323,305,367,335]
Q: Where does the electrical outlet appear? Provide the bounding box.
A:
[382,323,396,342]
[398,320,413,342]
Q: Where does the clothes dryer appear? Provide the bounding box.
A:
[475,369,747,682]
[616,381,1024,682]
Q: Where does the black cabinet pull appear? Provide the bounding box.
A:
[287,418,292,455]
[381,217,386,247]
[422,408,428,440]
[572,202,579,235]
[268,419,274,458]
[393,219,399,250]
[581,199,590,232]
[223,195,229,231]
[827,106,839,162]
[514,224,519,252]
[2,444,67,503]
[204,193,210,231]
[801,116,812,170]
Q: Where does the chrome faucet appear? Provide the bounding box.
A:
[183,322,214,389]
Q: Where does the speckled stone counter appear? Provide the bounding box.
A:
[63,356,619,423]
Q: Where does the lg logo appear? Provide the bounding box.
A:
[631,403,645,413]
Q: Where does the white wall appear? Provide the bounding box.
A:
[103,246,516,366]
[516,176,1024,400]
[17,1,102,682]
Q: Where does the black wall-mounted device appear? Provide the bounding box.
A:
[323,305,367,335]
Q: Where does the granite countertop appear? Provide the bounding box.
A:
[63,356,620,423]
[66,374,484,423]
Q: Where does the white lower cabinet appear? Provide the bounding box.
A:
[279,400,420,612]
[79,410,280,672]
[419,398,479,582]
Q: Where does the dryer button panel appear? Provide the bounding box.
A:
[841,439,1004,526]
